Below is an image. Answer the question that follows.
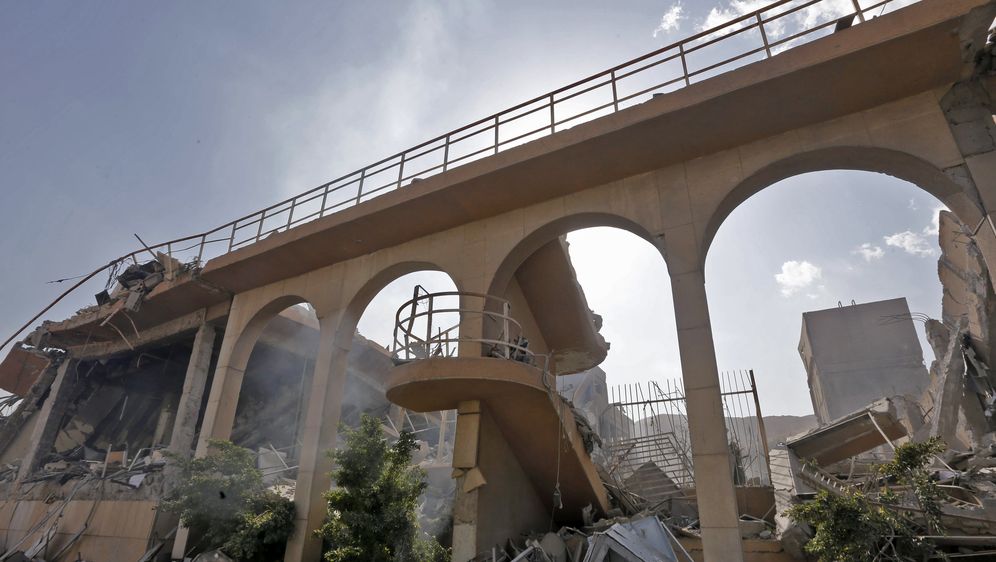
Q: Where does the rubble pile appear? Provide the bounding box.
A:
[469,513,691,562]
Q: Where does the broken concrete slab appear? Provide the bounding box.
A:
[786,398,909,466]
[0,344,51,397]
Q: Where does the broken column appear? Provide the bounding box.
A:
[17,358,75,480]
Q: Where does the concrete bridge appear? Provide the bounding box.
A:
[7,0,996,560]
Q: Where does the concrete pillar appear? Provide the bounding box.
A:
[168,323,216,457]
[18,359,76,481]
[670,269,744,562]
[284,316,351,562]
[193,314,249,457]
[168,323,217,561]
[942,79,996,289]
[450,400,483,562]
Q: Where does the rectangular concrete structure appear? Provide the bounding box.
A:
[799,298,930,425]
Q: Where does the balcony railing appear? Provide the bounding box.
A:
[391,288,536,364]
[4,0,913,350]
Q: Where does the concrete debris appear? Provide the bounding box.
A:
[471,514,688,562]
[0,343,51,396]
[191,550,234,562]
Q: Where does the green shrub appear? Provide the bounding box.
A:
[786,438,947,561]
[162,439,296,561]
[317,414,449,562]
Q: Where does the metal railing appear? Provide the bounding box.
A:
[603,370,772,490]
[391,287,535,363]
[4,0,912,350]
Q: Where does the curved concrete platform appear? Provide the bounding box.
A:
[386,357,610,517]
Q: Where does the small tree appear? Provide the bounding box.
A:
[786,437,947,562]
[317,414,448,562]
[163,439,295,561]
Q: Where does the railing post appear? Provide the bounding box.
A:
[286,198,295,229]
[397,153,406,188]
[427,294,434,355]
[549,94,556,133]
[851,0,866,23]
[610,70,619,112]
[679,43,690,86]
[227,223,237,252]
[319,185,329,218]
[493,115,500,155]
[502,301,511,359]
[748,370,771,485]
[255,210,267,242]
[196,235,205,266]
[757,13,772,58]
[355,169,367,204]
[442,134,451,172]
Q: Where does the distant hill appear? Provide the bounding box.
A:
[761,414,818,448]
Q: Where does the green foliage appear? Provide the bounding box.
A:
[225,491,297,561]
[162,439,296,561]
[787,489,932,561]
[786,438,948,562]
[878,436,947,532]
[317,414,449,562]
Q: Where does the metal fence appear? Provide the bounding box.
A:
[3,0,915,350]
[602,370,771,496]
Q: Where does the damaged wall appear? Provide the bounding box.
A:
[799,298,930,425]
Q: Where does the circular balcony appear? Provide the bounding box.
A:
[390,287,538,366]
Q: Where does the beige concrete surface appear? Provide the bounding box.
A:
[24,2,996,560]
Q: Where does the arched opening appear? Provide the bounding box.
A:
[484,217,758,522]
[705,165,984,451]
[230,300,320,492]
[339,264,462,545]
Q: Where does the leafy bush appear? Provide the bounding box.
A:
[162,439,296,561]
[317,414,449,562]
[786,437,947,562]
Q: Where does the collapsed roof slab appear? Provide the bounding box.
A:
[0,344,50,396]
[786,398,908,466]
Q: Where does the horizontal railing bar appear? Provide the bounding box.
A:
[760,0,829,24]
[497,100,550,126]
[553,101,617,129]
[497,123,554,149]
[687,46,769,79]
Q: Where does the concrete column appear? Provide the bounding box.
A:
[670,269,744,562]
[193,314,249,457]
[285,315,351,562]
[450,400,482,562]
[169,324,217,561]
[168,323,216,456]
[18,359,76,481]
[942,79,996,288]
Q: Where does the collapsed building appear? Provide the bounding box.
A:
[3,0,996,560]
[766,209,996,558]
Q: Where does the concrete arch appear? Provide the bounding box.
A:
[335,260,461,349]
[226,294,314,372]
[701,145,983,265]
[486,211,666,300]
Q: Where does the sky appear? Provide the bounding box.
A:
[1,0,935,417]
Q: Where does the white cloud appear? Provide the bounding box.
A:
[699,0,855,39]
[923,205,946,236]
[853,243,884,262]
[884,231,937,257]
[653,3,685,37]
[908,198,918,210]
[775,260,822,297]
